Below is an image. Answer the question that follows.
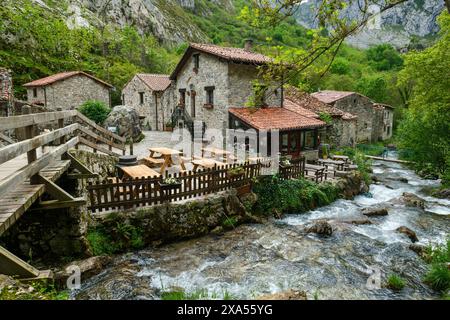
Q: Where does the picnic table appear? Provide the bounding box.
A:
[331,155,350,163]
[304,164,326,183]
[318,159,345,171]
[202,147,232,161]
[192,158,226,171]
[121,165,161,179]
[148,147,187,174]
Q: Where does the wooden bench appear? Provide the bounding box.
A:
[143,157,165,168]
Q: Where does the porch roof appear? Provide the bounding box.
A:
[229,107,326,131]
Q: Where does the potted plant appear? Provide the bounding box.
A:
[322,145,329,160]
[227,166,245,178]
[279,158,292,168]
[158,177,182,191]
[165,121,173,132]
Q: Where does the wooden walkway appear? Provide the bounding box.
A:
[0,159,70,236]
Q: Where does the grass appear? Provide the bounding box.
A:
[252,176,340,215]
[423,238,450,294]
[0,281,69,300]
[387,274,406,291]
[222,216,238,228]
[87,220,145,256]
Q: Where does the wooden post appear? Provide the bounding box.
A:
[129,138,134,155]
[57,108,66,145]
[22,106,39,184]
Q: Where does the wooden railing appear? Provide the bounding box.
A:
[87,162,264,212]
[0,108,127,197]
[87,159,306,213]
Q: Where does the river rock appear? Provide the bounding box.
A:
[396,226,419,243]
[306,220,333,236]
[54,255,113,284]
[362,207,389,217]
[409,243,428,259]
[402,193,425,209]
[104,105,142,140]
[432,188,450,200]
[343,218,373,225]
[257,290,307,300]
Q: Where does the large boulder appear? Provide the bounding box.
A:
[104,105,142,140]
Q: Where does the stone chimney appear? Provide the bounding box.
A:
[244,39,253,52]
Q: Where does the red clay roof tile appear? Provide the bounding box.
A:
[311,90,356,104]
[229,107,326,131]
[23,71,113,88]
[136,74,171,92]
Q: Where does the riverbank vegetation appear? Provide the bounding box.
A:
[252,177,340,216]
[396,12,450,187]
[423,238,450,295]
[0,280,68,300]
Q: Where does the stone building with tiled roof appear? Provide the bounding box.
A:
[122,74,174,130]
[312,90,394,143]
[284,87,357,148]
[168,40,283,133]
[23,71,113,111]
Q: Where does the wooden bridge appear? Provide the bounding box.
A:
[0,107,127,280]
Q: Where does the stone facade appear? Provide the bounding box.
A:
[373,104,394,141]
[26,74,111,110]
[326,117,357,148]
[172,51,282,132]
[121,75,175,130]
[0,68,13,117]
[331,93,375,143]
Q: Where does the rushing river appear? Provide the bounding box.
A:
[74,154,449,300]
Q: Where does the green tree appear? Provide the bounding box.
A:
[367,44,404,71]
[356,76,388,102]
[79,101,111,124]
[397,12,450,184]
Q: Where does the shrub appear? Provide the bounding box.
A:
[387,274,406,291]
[252,176,340,215]
[423,238,450,293]
[79,100,111,124]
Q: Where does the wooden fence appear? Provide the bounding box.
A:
[87,158,305,213]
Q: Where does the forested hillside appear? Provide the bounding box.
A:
[0,0,436,114]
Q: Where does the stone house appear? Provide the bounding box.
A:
[169,41,283,132]
[23,71,113,111]
[284,87,357,148]
[121,74,173,130]
[312,90,394,143]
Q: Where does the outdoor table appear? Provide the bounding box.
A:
[304,164,326,182]
[149,147,187,174]
[318,159,345,171]
[121,165,161,179]
[192,159,226,171]
[331,155,350,163]
[202,147,231,161]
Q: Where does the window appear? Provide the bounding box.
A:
[302,130,316,150]
[205,86,215,105]
[193,54,200,70]
[139,92,144,104]
[190,91,196,117]
[122,94,125,104]
[33,88,37,98]
[387,126,391,135]
[179,89,186,106]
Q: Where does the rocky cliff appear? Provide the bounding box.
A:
[294,0,445,49]
[29,0,234,46]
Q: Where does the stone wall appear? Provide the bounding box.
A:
[327,117,357,148]
[333,94,375,143]
[69,150,118,179]
[174,52,230,132]
[228,64,282,108]
[121,76,174,131]
[91,189,259,245]
[373,106,394,141]
[27,75,111,110]
[0,176,91,262]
